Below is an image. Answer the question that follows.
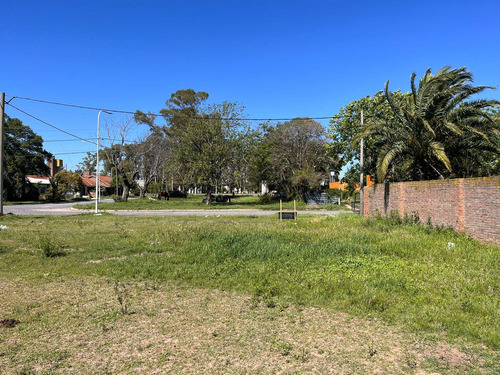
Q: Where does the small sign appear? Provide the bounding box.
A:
[278,212,296,220]
[138,180,145,188]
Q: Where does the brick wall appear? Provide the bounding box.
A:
[362,177,500,245]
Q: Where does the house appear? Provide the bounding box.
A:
[26,175,51,195]
[80,171,113,197]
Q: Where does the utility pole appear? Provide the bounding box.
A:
[95,110,112,215]
[0,92,5,216]
[359,110,364,216]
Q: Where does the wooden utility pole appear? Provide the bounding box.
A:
[359,110,364,216]
[0,92,5,216]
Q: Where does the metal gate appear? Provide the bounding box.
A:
[351,193,360,213]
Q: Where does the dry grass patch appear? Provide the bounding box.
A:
[0,278,496,375]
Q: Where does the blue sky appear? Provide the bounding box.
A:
[2,0,499,171]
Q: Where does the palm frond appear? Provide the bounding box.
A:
[376,142,404,182]
[429,141,451,171]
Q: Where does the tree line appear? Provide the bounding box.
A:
[3,66,500,202]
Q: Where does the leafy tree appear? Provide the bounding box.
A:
[225,128,254,193]
[47,170,83,200]
[247,126,271,192]
[250,118,336,201]
[328,90,409,181]
[75,152,97,175]
[102,118,149,201]
[3,116,51,201]
[358,66,500,181]
[153,89,248,204]
[136,129,170,198]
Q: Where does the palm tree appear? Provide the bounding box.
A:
[358,66,500,181]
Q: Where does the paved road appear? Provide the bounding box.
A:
[3,201,349,217]
[3,200,113,216]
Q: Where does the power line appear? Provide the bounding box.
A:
[10,95,343,122]
[6,103,97,145]
[56,151,94,155]
[45,137,135,143]
[44,138,96,143]
[11,151,92,158]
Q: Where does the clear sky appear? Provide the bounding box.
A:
[2,0,499,171]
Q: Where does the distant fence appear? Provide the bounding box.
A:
[305,192,338,205]
[362,176,500,245]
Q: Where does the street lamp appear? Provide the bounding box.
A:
[95,110,112,215]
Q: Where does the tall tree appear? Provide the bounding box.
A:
[328,91,409,181]
[47,170,83,201]
[3,116,51,200]
[250,118,336,201]
[225,128,254,193]
[357,66,500,181]
[150,89,248,204]
[75,152,97,175]
[136,129,170,198]
[102,118,149,201]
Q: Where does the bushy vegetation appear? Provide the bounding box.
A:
[331,67,500,183]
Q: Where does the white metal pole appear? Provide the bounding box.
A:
[95,110,112,215]
[95,111,102,214]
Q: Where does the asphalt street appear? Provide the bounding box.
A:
[3,200,349,217]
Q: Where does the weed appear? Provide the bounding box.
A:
[404,350,418,369]
[388,210,403,225]
[15,366,37,375]
[114,281,131,315]
[368,341,378,357]
[274,341,293,356]
[293,347,310,363]
[38,235,66,257]
[426,216,433,227]
[403,211,420,225]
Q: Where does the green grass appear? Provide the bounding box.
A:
[73,194,350,211]
[0,213,498,351]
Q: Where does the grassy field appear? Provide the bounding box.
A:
[0,213,498,374]
[74,194,349,211]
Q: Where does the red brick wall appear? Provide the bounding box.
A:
[362,177,500,245]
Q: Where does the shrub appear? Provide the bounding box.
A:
[39,236,66,258]
[259,194,273,204]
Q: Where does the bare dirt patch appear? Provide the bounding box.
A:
[0,278,496,374]
[0,319,20,328]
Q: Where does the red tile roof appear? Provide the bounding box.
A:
[81,175,112,188]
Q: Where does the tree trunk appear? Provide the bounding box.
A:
[205,186,213,205]
[121,185,131,202]
[139,187,146,199]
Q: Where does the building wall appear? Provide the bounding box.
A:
[362,177,500,244]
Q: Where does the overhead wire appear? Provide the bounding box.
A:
[6,103,98,145]
[44,139,96,143]
[43,137,135,143]
[4,95,354,162]
[17,151,93,158]
[9,95,344,122]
